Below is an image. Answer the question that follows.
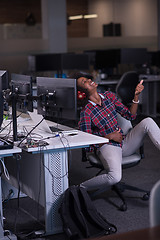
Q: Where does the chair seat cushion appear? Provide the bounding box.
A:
[87,152,103,168]
[122,153,141,168]
[87,152,141,169]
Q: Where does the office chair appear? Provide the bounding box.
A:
[82,113,150,211]
[116,71,139,107]
[116,70,144,122]
[149,180,160,227]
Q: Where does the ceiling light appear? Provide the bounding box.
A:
[68,15,83,20]
[68,14,98,21]
[83,14,98,19]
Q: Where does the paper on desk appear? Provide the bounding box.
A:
[28,109,52,134]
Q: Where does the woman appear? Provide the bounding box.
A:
[73,71,160,191]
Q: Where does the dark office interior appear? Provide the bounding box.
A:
[0,0,160,239]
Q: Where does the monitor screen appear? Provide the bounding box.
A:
[28,53,89,72]
[95,49,121,69]
[10,73,33,112]
[92,48,147,70]
[121,48,147,65]
[36,77,78,121]
[0,70,9,129]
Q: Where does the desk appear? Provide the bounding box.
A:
[3,117,108,236]
[0,147,22,240]
[97,80,119,85]
[97,80,119,93]
[89,225,160,240]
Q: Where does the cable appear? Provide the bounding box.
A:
[13,153,21,235]
[0,112,23,134]
[0,158,10,180]
[58,133,73,171]
[41,133,72,197]
[17,116,45,147]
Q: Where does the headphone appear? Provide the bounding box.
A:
[77,90,86,100]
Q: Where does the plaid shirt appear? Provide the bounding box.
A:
[78,91,136,148]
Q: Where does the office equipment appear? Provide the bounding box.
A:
[28,110,78,135]
[149,179,160,227]
[103,23,121,36]
[0,138,13,150]
[97,80,119,93]
[37,77,78,121]
[0,70,9,129]
[116,71,139,106]
[148,50,160,68]
[139,74,160,117]
[85,48,147,74]
[10,73,33,142]
[10,73,33,113]
[28,53,89,74]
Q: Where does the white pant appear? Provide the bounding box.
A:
[80,117,160,191]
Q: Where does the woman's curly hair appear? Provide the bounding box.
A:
[69,71,93,108]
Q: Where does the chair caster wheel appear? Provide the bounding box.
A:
[142,193,149,201]
[119,203,127,211]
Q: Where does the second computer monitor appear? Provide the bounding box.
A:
[10,73,33,112]
[36,77,78,121]
[0,70,9,128]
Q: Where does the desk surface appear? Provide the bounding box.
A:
[139,74,160,82]
[1,113,109,153]
[90,225,160,240]
[0,146,21,157]
[19,129,109,153]
[96,80,119,85]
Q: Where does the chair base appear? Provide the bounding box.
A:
[90,181,150,211]
[113,182,150,211]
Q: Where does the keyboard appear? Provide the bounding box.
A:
[49,126,63,132]
[49,126,78,135]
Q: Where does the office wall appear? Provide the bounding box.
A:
[67,0,88,37]
[88,0,158,37]
[0,0,159,73]
[68,0,158,52]
[68,36,157,52]
[0,0,41,24]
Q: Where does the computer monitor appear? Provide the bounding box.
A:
[93,48,148,70]
[36,77,78,122]
[28,53,89,73]
[10,73,33,113]
[121,48,147,65]
[0,70,9,129]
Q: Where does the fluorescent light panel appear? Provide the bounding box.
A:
[69,14,98,20]
[84,14,98,19]
[68,15,83,20]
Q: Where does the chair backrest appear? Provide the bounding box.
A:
[117,113,132,135]
[149,180,160,227]
[116,71,139,106]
